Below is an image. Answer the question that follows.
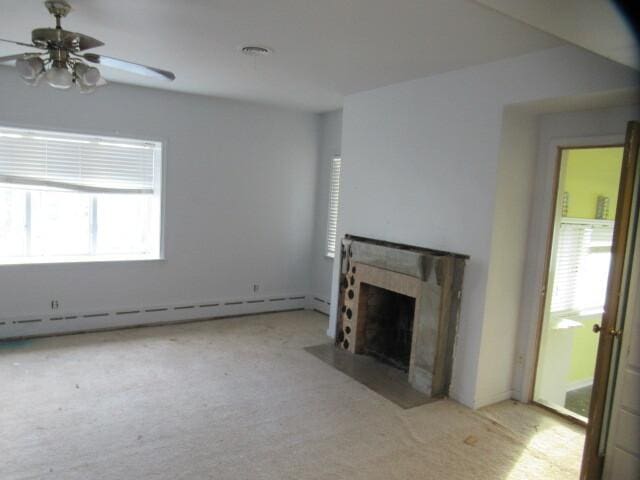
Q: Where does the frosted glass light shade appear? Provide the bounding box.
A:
[16,57,44,80]
[83,67,101,86]
[46,65,73,90]
[74,63,101,87]
[23,72,44,87]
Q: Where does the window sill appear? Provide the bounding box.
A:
[0,255,165,267]
[550,309,604,320]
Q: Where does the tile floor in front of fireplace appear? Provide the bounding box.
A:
[0,310,584,479]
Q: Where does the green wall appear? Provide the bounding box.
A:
[564,147,623,220]
[562,147,623,385]
[568,316,601,382]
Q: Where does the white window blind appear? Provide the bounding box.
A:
[326,156,341,257]
[0,125,162,265]
[550,219,614,315]
[0,126,159,193]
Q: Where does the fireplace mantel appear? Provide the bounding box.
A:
[336,235,468,398]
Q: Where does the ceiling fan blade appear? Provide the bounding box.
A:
[0,53,41,63]
[80,53,175,81]
[69,31,104,51]
[0,38,45,49]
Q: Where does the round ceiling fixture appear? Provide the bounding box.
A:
[240,45,272,56]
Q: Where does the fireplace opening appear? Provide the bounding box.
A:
[359,283,416,372]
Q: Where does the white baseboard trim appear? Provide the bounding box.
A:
[473,389,514,409]
[510,388,526,403]
[0,293,309,340]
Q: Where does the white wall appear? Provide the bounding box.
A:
[332,45,638,408]
[513,103,640,402]
[310,110,342,313]
[0,67,319,334]
[475,107,538,406]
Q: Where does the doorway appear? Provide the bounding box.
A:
[533,146,624,422]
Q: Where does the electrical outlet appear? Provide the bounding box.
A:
[51,299,60,310]
[252,284,260,293]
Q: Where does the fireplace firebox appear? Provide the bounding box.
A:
[359,283,415,371]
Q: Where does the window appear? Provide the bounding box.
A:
[550,219,614,316]
[326,156,341,257]
[0,126,162,265]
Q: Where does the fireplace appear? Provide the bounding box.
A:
[336,235,468,398]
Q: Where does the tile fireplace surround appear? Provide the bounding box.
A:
[335,235,468,398]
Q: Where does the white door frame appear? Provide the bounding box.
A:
[516,133,625,402]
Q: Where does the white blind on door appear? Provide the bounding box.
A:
[550,219,614,314]
[551,222,589,313]
[326,156,342,257]
[0,126,159,194]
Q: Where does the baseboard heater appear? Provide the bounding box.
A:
[0,294,309,340]
[310,296,331,315]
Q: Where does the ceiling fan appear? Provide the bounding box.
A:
[0,0,175,93]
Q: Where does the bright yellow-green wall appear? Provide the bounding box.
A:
[568,316,600,382]
[561,147,623,384]
[563,147,623,220]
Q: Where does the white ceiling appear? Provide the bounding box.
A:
[474,0,639,70]
[0,0,565,111]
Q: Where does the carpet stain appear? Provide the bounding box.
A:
[463,435,478,446]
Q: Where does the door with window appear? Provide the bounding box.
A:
[534,145,624,421]
[585,121,640,479]
[531,122,639,479]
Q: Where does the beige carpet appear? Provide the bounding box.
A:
[0,310,584,479]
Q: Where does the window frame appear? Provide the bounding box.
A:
[325,155,342,258]
[0,123,166,266]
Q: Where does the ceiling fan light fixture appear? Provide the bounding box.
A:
[45,63,73,89]
[16,56,44,80]
[83,66,100,86]
[23,71,45,87]
[74,62,101,86]
[76,70,97,94]
[1,0,175,92]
